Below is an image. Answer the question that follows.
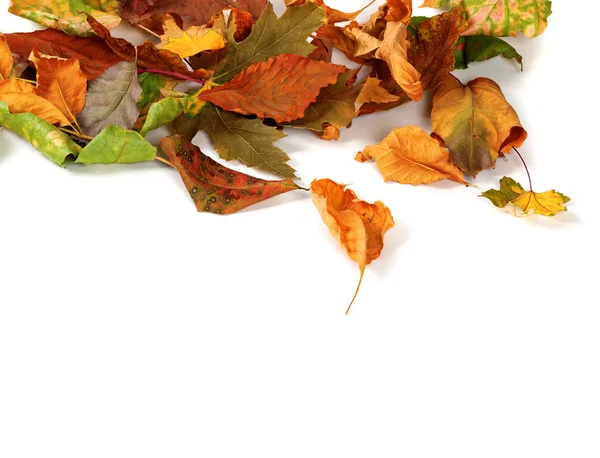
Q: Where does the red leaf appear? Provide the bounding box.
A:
[199,54,346,123]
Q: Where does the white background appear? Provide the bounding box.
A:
[1,1,599,457]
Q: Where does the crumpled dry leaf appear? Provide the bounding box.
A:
[343,22,382,57]
[357,125,466,185]
[482,177,570,217]
[431,74,527,177]
[0,34,13,80]
[285,0,376,24]
[311,178,394,314]
[159,135,301,214]
[355,77,400,107]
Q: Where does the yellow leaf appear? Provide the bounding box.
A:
[311,178,394,314]
[0,79,71,126]
[343,23,382,57]
[375,22,423,102]
[159,15,225,59]
[357,125,466,185]
[355,77,401,109]
[0,33,13,80]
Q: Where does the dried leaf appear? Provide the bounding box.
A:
[0,101,81,166]
[0,79,71,126]
[310,178,394,314]
[199,54,346,123]
[315,25,368,65]
[158,15,225,58]
[8,0,120,36]
[355,78,400,107]
[431,74,527,177]
[4,29,124,80]
[0,34,13,80]
[29,51,87,126]
[356,125,466,185]
[140,94,201,136]
[76,125,156,164]
[159,135,301,214]
[77,60,142,137]
[285,0,376,24]
[454,36,523,70]
[375,22,423,102]
[343,23,382,57]
[420,0,552,38]
[482,177,570,217]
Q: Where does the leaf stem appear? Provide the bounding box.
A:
[137,68,205,85]
[513,147,532,190]
[346,268,365,315]
[155,156,175,168]
[59,127,94,141]
[16,77,37,84]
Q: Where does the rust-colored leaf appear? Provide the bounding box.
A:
[199,54,346,123]
[285,0,376,24]
[355,78,400,107]
[159,135,301,214]
[431,74,527,177]
[310,178,394,314]
[0,34,13,80]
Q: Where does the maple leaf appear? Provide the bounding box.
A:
[4,29,124,80]
[420,0,552,38]
[199,54,346,123]
[0,79,71,127]
[310,178,394,314]
[29,51,87,127]
[0,34,13,80]
[308,36,334,62]
[8,0,121,36]
[76,125,157,164]
[454,36,523,70]
[191,104,296,178]
[77,61,142,137]
[0,101,81,166]
[157,15,225,59]
[482,177,570,217]
[357,125,466,185]
[431,74,527,177]
[159,135,301,214]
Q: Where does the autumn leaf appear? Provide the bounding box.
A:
[0,101,81,166]
[137,72,179,114]
[140,94,202,137]
[315,25,368,65]
[76,125,156,164]
[285,0,376,24]
[208,8,256,43]
[77,60,142,137]
[420,0,552,38]
[431,74,527,177]
[159,135,301,214]
[357,125,466,185]
[482,177,570,217]
[343,23,382,57]
[375,22,423,102]
[192,104,296,178]
[199,54,346,123]
[355,78,401,107]
[4,29,124,80]
[311,178,394,314]
[157,15,225,59]
[0,34,13,80]
[8,0,120,36]
[0,79,71,127]
[29,51,87,126]
[454,36,523,70]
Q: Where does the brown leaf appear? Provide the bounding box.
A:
[356,125,466,185]
[199,54,346,123]
[315,25,368,65]
[159,135,301,214]
[285,0,376,24]
[311,178,394,314]
[0,78,70,126]
[0,34,13,80]
[29,51,87,125]
[431,74,527,177]
[308,37,333,62]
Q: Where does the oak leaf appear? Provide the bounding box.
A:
[311,178,394,314]
[357,125,466,185]
[0,79,71,126]
[420,0,552,38]
[0,34,13,80]
[482,177,570,217]
[29,51,87,126]
[431,74,527,177]
[199,54,346,123]
[159,135,301,214]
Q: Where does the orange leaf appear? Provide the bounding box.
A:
[285,0,376,24]
[356,78,401,107]
[0,78,71,126]
[311,179,394,314]
[29,51,87,125]
[0,33,13,80]
[199,54,346,123]
[356,125,466,185]
[431,74,527,177]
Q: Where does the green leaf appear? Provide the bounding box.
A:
[0,100,81,166]
[454,36,523,70]
[140,95,201,137]
[195,104,296,179]
[8,0,120,37]
[213,2,325,83]
[76,125,156,164]
[137,72,178,114]
[77,60,142,137]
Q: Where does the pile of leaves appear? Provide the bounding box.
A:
[0,0,569,312]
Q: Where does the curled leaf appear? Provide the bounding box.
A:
[0,34,13,80]
[310,179,394,314]
[159,135,301,214]
[357,125,466,185]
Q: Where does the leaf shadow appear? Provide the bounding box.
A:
[237,188,311,214]
[0,131,16,162]
[369,219,411,281]
[66,161,161,176]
